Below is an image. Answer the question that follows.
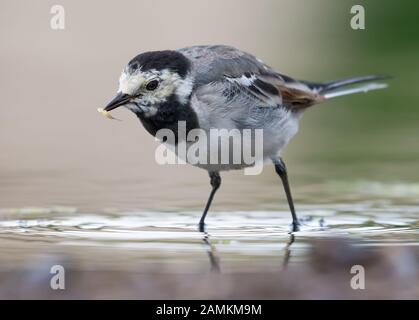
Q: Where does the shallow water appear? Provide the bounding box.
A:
[0,199,418,298]
[1,201,417,271]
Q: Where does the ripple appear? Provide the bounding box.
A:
[0,203,417,248]
[0,202,417,278]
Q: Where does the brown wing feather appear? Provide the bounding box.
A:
[277,84,326,111]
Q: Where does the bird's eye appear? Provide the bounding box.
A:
[146,79,159,91]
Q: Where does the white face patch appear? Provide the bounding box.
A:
[117,68,193,117]
[118,69,146,95]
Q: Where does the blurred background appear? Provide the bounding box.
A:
[1,0,418,211]
[0,0,418,299]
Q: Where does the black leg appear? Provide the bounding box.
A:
[199,171,221,232]
[273,157,300,232]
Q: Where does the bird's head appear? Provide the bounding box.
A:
[104,50,193,117]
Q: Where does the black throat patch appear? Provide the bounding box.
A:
[136,94,199,144]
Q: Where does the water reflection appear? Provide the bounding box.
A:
[201,231,220,272]
[0,203,417,275]
[200,226,299,273]
[0,204,418,298]
[200,231,297,272]
[282,234,295,269]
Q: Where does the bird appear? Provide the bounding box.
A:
[101,45,389,232]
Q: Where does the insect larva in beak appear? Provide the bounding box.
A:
[97,108,121,121]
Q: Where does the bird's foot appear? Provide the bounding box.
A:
[290,220,300,233]
[198,221,206,233]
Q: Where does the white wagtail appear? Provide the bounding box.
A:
[101,45,388,232]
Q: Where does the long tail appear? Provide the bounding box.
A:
[304,75,390,100]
